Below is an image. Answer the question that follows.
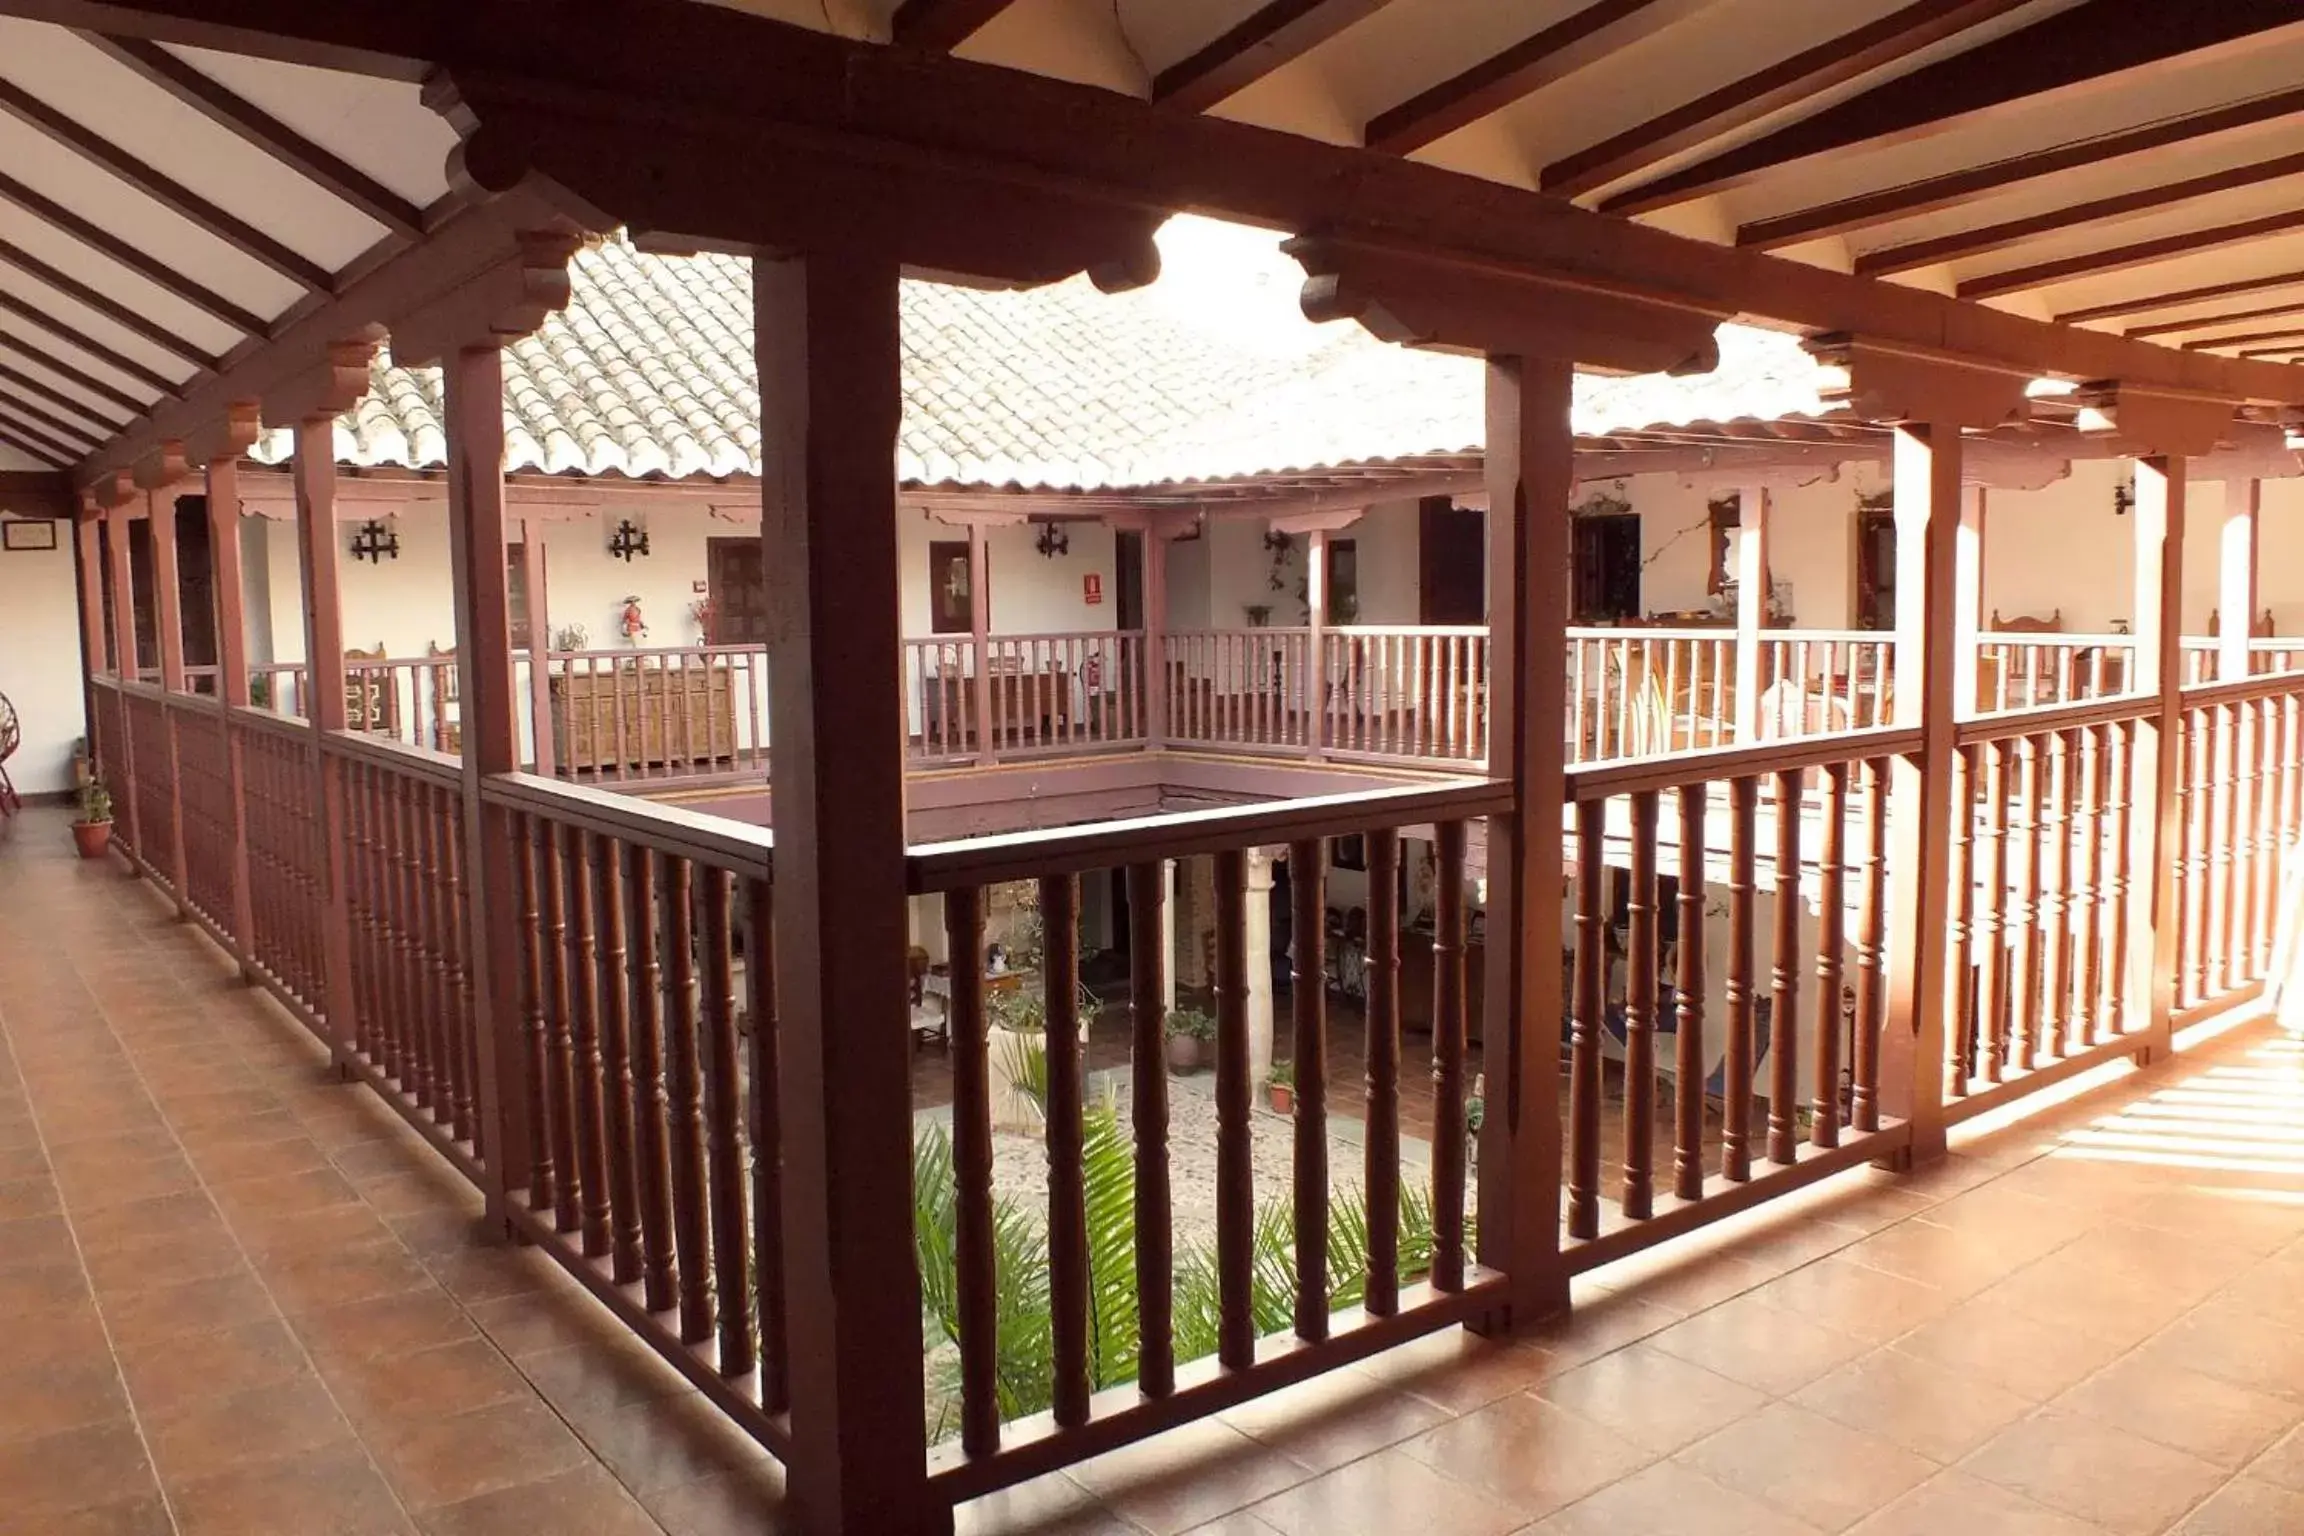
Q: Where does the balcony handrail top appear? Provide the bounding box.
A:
[2177,669,2304,710]
[483,769,776,876]
[1565,625,1733,643]
[1954,692,2156,746]
[1978,632,2137,648]
[1755,628,1890,644]
[906,777,1510,892]
[545,643,766,661]
[322,728,464,789]
[1567,724,1925,800]
[1327,624,1490,638]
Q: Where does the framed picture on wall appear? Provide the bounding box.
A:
[1,519,57,552]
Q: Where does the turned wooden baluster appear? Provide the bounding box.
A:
[1568,798,1605,1234]
[947,881,1001,1451]
[1365,829,1402,1316]
[1812,763,1847,1147]
[410,778,444,1117]
[1767,770,1800,1166]
[1213,848,1255,1368]
[344,765,376,1062]
[1623,791,1660,1219]
[370,768,402,1079]
[1980,742,2012,1080]
[698,867,756,1379]
[1126,859,1173,1397]
[2248,700,2274,977]
[541,821,582,1233]
[662,855,715,1345]
[566,826,612,1257]
[1431,823,1470,1286]
[744,876,787,1412]
[2043,731,2074,1057]
[1288,839,1332,1329]
[1947,746,1976,1097]
[2076,728,2105,1048]
[628,846,678,1315]
[514,814,556,1212]
[2212,703,2239,994]
[1672,788,1707,1202]
[2183,710,2212,1006]
[438,785,474,1144]
[1851,758,1888,1131]
[1042,873,1090,1423]
[382,773,413,1091]
[595,834,644,1285]
[2014,737,2046,1071]
[1722,776,1757,1182]
[2105,723,2135,1037]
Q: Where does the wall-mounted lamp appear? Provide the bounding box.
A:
[349,518,399,563]
[609,517,651,561]
[1034,521,1070,560]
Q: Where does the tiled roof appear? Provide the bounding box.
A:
[255,221,1832,493]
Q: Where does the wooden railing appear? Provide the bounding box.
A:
[1566,628,1732,763]
[1757,630,1894,734]
[2173,674,2303,1013]
[1322,626,1488,763]
[536,645,771,783]
[233,707,329,1023]
[1975,634,2137,713]
[1163,628,1315,753]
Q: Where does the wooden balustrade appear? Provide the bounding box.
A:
[1974,635,2137,713]
[2171,676,2304,1012]
[906,779,1507,1495]
[1322,627,1488,763]
[981,632,1146,755]
[542,645,770,782]
[171,699,236,932]
[1756,632,1894,734]
[232,707,329,1022]
[1559,730,1910,1266]
[1164,629,1314,752]
[249,662,309,718]
[122,687,174,893]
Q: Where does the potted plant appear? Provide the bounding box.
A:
[1266,1060,1295,1114]
[72,780,113,860]
[1164,1006,1216,1074]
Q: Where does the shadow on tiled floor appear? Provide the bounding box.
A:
[9,807,2304,1534]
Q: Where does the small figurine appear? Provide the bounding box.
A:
[619,595,648,645]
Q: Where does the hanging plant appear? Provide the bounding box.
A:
[1572,484,1633,520]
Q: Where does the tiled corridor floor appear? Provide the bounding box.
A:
[9,807,2304,1534]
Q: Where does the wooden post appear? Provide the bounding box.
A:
[1731,485,1770,742]
[74,511,105,675]
[755,250,934,1534]
[968,521,994,765]
[1475,353,1572,1330]
[1144,525,1172,750]
[1304,527,1328,759]
[520,521,555,775]
[207,456,259,971]
[446,346,530,1227]
[2218,478,2259,683]
[1953,485,1985,718]
[1878,422,1962,1166]
[146,484,190,911]
[104,503,141,853]
[293,415,360,1067]
[2131,456,2187,1060]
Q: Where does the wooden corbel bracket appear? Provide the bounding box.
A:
[2068,380,2241,459]
[1803,333,2034,429]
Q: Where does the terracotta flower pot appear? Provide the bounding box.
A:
[1267,1084,1294,1114]
[1165,1034,1204,1074]
[72,820,112,860]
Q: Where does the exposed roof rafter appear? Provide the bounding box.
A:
[0,420,62,465]
[2184,327,2304,351]
[1155,0,1395,112]
[0,395,93,456]
[0,289,178,398]
[0,327,148,414]
[85,33,426,240]
[1366,0,1709,156]
[2130,299,2304,339]
[0,166,266,335]
[1960,207,2304,299]
[888,0,1023,52]
[1855,148,2304,278]
[2057,269,2304,326]
[0,355,127,431]
[1543,0,2031,200]
[1605,0,2304,215]
[0,234,219,371]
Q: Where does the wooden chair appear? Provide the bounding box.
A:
[426,641,461,754]
[1989,607,2063,634]
[2208,607,2276,637]
[344,644,397,735]
[1982,609,2064,708]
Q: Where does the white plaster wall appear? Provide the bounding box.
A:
[1344,500,1423,625]
[0,524,87,795]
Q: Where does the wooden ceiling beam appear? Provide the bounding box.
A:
[0,324,149,414]
[0,77,331,292]
[2183,327,2304,351]
[0,420,62,464]
[888,0,1022,52]
[1856,148,2304,278]
[1544,0,2031,200]
[0,288,178,397]
[1366,0,1709,156]
[0,395,93,456]
[85,34,426,239]
[0,356,126,431]
[1155,0,1395,113]
[1739,85,2304,250]
[1603,0,2304,215]
[0,166,267,335]
[1959,207,2304,300]
[2130,299,2304,339]
[2058,269,2304,326]
[0,234,219,370]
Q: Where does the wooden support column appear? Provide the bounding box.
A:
[205,450,260,970]
[145,478,190,910]
[1952,485,1986,718]
[446,346,529,1221]
[74,509,105,676]
[520,521,554,774]
[1143,525,1170,750]
[1304,528,1328,759]
[2219,479,2259,682]
[1476,353,1572,1331]
[1879,422,1963,1166]
[966,521,994,764]
[755,250,934,1534]
[104,500,141,853]
[293,413,360,1066]
[1731,485,1770,742]
[2131,456,2187,1060]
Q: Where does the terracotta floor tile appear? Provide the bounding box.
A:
[1342,1325,1561,1415]
[467,1288,642,1359]
[572,1390,775,1498]
[2054,1353,2303,1468]
[1397,1391,1653,1521]
[323,1337,533,1430]
[2125,1186,2304,1256]
[297,1286,480,1364]
[1217,1366,1449,1473]
[515,1336,699,1425]
[1794,1345,2034,1463]
[256,1237,435,1315]
[0,1173,62,1220]
[170,1442,417,1536]
[186,1133,333,1184]
[0,1259,92,1314]
[423,1463,671,1536]
[0,1357,130,1445]
[0,1493,177,1536]
[120,1314,313,1418]
[0,1421,158,1519]
[1676,1399,1937,1533]
[425,1247,559,1306]
[1536,1342,1767,1454]
[145,1372,357,1485]
[1893,1292,2130,1402]
[369,1396,593,1509]
[1247,1446,1521,1536]
[1647,1290,1872,1396]
[1525,1460,1826,1536]
[1066,1417,1310,1536]
[0,1211,79,1274]
[642,1461,801,1536]
[97,1265,276,1349]
[2172,1477,2304,1535]
[1962,1410,2227,1536]
[69,1188,228,1255]
[1838,1216,2046,1298]
[1744,1255,1956,1346]
[2130,1302,2304,1402]
[1845,1471,2111,1536]
[951,1470,1111,1536]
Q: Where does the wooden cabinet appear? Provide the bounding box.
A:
[550,664,737,773]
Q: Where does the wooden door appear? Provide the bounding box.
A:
[1855,505,1896,631]
[707,537,771,644]
[1571,513,1641,623]
[1115,530,1144,632]
[172,497,218,673]
[1418,498,1485,624]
